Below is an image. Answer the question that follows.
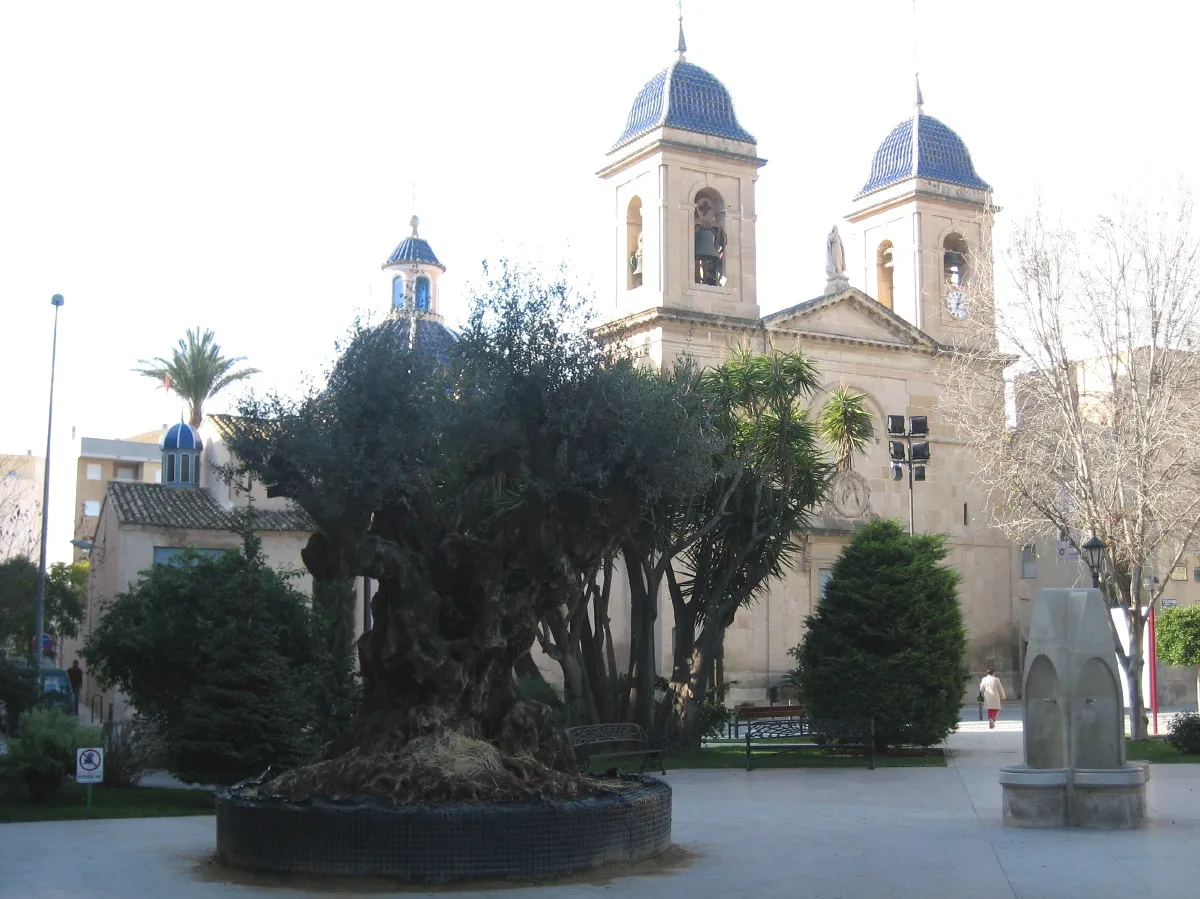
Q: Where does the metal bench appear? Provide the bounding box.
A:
[566,723,665,775]
[743,716,875,770]
[731,704,804,739]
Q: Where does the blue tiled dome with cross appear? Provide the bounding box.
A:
[612,59,755,152]
[159,422,203,452]
[857,113,989,198]
[384,236,446,270]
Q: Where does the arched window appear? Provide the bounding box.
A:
[415,276,431,311]
[193,454,201,485]
[876,241,894,310]
[626,197,643,290]
[180,454,190,485]
[694,189,727,286]
[392,276,406,309]
[943,233,969,287]
[166,453,176,483]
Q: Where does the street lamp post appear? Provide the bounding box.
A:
[33,294,64,676]
[1081,536,1105,589]
[887,414,930,535]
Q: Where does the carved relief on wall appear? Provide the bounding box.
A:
[828,470,872,519]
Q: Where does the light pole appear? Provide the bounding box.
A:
[887,414,930,535]
[33,294,64,675]
[1081,535,1105,590]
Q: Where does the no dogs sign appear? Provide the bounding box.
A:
[76,747,104,784]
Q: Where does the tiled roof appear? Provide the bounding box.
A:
[384,236,445,269]
[611,60,755,152]
[857,113,989,198]
[106,481,313,532]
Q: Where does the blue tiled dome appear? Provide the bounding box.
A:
[857,113,989,198]
[386,316,457,369]
[611,60,755,152]
[160,422,202,451]
[385,236,445,270]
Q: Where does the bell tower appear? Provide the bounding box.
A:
[846,78,994,346]
[598,27,764,324]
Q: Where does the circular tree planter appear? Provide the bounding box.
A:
[215,776,671,882]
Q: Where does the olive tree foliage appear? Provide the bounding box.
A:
[219,261,718,770]
[942,188,1200,739]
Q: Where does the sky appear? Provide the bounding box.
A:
[3,0,1199,563]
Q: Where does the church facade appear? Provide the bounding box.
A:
[592,39,1021,701]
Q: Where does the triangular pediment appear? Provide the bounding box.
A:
[763,288,939,351]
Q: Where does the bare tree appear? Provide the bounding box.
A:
[0,455,41,562]
[943,187,1200,739]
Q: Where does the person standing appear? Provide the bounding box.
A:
[67,660,84,716]
[980,667,1006,729]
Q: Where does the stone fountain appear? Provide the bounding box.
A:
[999,587,1149,828]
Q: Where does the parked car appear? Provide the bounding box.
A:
[37,668,75,713]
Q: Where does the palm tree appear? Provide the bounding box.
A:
[135,329,260,427]
[817,385,873,473]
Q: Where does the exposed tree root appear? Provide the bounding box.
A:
[243,730,632,805]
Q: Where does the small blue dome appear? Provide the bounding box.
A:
[611,60,755,152]
[384,237,445,270]
[160,422,203,451]
[857,113,989,198]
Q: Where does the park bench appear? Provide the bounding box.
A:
[566,723,665,775]
[731,704,804,739]
[742,715,875,771]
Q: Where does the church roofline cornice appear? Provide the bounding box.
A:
[594,295,948,357]
[597,136,766,178]
[846,181,998,222]
[764,288,943,354]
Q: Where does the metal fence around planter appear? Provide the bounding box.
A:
[215,775,671,882]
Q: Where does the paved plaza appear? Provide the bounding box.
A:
[3,715,1200,898]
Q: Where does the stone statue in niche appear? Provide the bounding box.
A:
[694,196,726,286]
[629,231,643,284]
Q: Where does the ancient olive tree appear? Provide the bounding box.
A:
[944,190,1200,739]
[220,262,716,798]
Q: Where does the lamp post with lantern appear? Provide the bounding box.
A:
[1081,536,1105,589]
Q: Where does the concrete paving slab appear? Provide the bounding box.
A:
[4,721,1200,898]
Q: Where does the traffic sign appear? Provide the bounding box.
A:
[76,747,104,784]
[31,633,55,655]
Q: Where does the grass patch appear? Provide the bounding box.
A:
[1126,738,1200,764]
[587,745,943,773]
[0,782,214,823]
